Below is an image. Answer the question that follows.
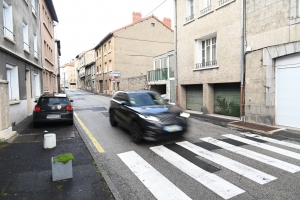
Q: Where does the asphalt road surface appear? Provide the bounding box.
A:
[67,89,300,200]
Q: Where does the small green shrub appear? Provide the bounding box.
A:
[215,95,240,117]
[53,153,74,164]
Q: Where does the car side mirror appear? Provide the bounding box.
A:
[70,100,73,102]
[34,100,37,103]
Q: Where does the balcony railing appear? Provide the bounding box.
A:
[195,60,217,69]
[3,27,15,41]
[24,42,30,51]
[200,5,212,15]
[185,14,194,22]
[147,68,168,82]
[219,0,231,6]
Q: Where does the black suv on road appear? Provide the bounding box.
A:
[33,93,73,127]
[109,90,190,143]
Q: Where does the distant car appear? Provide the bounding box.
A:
[33,93,74,127]
[109,90,190,143]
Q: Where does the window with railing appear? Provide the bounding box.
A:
[34,34,38,58]
[186,0,194,22]
[195,36,217,69]
[200,0,212,15]
[23,22,30,52]
[219,0,231,6]
[3,1,14,40]
[31,0,36,15]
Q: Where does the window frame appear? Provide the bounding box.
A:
[23,22,30,52]
[3,0,14,40]
[6,64,20,101]
[186,0,195,22]
[195,35,218,69]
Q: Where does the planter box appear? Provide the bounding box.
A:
[51,157,73,181]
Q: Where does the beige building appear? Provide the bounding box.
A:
[76,49,95,90]
[244,0,300,128]
[94,12,174,95]
[60,62,76,89]
[176,0,242,117]
[39,0,58,94]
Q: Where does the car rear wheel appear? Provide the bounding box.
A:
[131,122,142,144]
[109,110,117,127]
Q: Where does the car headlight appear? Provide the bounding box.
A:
[180,112,190,118]
[138,114,160,122]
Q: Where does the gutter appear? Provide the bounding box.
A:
[174,0,179,106]
[240,0,245,120]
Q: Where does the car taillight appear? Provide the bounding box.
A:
[66,104,72,111]
[34,105,41,112]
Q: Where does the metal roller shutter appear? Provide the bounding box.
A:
[214,83,240,117]
[186,85,203,111]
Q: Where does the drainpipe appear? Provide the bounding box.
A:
[240,0,245,120]
[174,0,179,106]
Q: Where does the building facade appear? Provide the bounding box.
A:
[76,49,95,90]
[244,0,300,128]
[39,0,58,94]
[176,0,242,117]
[94,12,174,95]
[0,0,43,139]
[60,61,76,89]
[148,50,176,104]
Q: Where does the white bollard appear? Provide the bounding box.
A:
[44,133,56,149]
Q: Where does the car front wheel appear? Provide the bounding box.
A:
[109,110,117,127]
[131,122,142,144]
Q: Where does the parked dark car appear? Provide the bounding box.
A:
[109,90,190,143]
[33,93,73,127]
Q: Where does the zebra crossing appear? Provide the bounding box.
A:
[117,133,300,199]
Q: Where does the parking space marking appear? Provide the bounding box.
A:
[74,112,105,153]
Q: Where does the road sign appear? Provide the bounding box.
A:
[109,72,120,77]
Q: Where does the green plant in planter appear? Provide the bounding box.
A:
[53,153,74,164]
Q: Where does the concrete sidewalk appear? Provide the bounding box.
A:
[0,115,115,200]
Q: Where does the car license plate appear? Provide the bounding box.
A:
[47,115,61,119]
[163,125,183,132]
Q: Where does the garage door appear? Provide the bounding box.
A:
[276,53,300,128]
[186,85,203,111]
[214,83,240,117]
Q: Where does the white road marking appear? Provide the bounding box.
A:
[240,132,300,150]
[118,151,192,200]
[224,134,300,161]
[201,137,300,173]
[150,145,245,199]
[177,141,276,184]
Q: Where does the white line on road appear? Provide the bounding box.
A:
[118,151,192,200]
[150,145,245,199]
[200,137,300,173]
[177,141,276,184]
[240,132,300,150]
[223,134,300,161]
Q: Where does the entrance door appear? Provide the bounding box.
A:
[276,53,300,128]
[100,80,103,93]
[26,70,32,115]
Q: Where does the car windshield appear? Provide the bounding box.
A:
[129,92,166,107]
[39,97,69,105]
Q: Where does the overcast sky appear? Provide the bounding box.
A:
[52,0,174,66]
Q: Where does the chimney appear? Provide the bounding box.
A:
[163,17,171,29]
[132,12,142,23]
